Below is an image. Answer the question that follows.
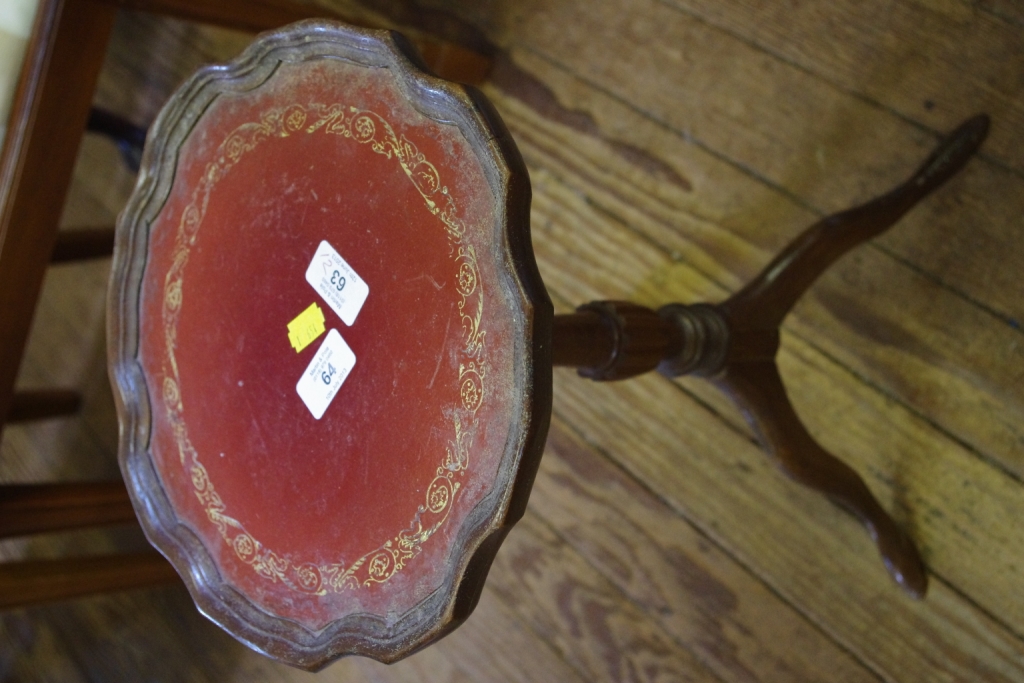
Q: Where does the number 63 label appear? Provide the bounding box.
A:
[305,240,369,326]
[296,329,356,419]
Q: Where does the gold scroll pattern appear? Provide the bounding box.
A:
[159,103,487,595]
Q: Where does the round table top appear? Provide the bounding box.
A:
[109,21,551,669]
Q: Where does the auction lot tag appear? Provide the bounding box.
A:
[296,329,356,419]
[305,240,369,326]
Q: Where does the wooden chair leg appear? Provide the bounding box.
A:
[0,482,137,538]
[50,227,116,263]
[86,108,146,172]
[0,0,118,433]
[102,0,494,84]
[0,553,179,610]
[6,390,82,423]
[102,0,337,33]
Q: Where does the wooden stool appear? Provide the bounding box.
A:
[109,20,987,669]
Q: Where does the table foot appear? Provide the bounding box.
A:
[711,359,927,597]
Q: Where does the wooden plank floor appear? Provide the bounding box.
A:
[1,1,1022,680]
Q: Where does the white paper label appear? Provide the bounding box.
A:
[296,329,356,419]
[305,240,369,326]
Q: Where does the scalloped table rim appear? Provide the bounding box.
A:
[107,20,552,670]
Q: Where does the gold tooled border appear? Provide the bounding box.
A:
[158,102,487,596]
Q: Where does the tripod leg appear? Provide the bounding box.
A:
[713,359,927,597]
[723,114,989,331]
[562,116,988,597]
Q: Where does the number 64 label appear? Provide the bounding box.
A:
[305,240,369,326]
[296,329,356,419]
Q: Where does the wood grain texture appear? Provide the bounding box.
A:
[491,0,1024,332]
[488,513,722,683]
[659,0,1024,175]
[0,0,1020,680]
[0,0,116,434]
[6,390,81,423]
[533,417,877,683]
[516,125,1024,649]
[0,482,134,538]
[483,52,1024,480]
[0,553,177,609]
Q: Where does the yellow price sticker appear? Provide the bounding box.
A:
[287,302,326,353]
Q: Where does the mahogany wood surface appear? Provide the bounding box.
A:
[6,390,81,423]
[50,227,116,263]
[97,0,493,83]
[0,553,177,610]
[0,0,116,435]
[98,0,335,33]
[0,1,1021,681]
[0,482,135,538]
